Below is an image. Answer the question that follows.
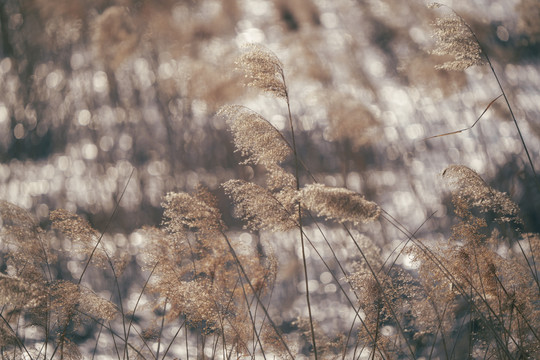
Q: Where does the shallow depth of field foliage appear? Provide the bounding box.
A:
[1,0,540,359]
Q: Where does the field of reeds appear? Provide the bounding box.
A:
[1,0,540,359]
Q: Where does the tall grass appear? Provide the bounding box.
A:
[1,4,539,360]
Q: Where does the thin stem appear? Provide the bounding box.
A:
[109,321,122,360]
[185,318,190,360]
[516,234,540,294]
[380,211,437,275]
[235,270,267,359]
[423,94,502,141]
[0,313,33,360]
[124,263,158,360]
[161,321,185,360]
[281,70,318,360]
[480,45,539,187]
[370,301,381,360]
[156,298,167,360]
[78,167,135,284]
[76,309,149,360]
[93,293,116,360]
[427,298,451,360]
[220,230,295,359]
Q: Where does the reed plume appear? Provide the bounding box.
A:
[219,105,292,167]
[301,184,380,226]
[236,44,287,98]
[443,165,521,224]
[429,4,486,71]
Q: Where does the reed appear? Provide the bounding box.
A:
[1,4,539,360]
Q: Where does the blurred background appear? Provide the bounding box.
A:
[1,0,539,357]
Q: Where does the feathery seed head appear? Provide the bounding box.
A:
[265,163,297,192]
[223,179,298,232]
[50,209,98,245]
[1,200,53,272]
[0,200,38,235]
[219,105,291,166]
[50,209,110,268]
[300,184,380,225]
[0,273,45,308]
[443,165,520,223]
[50,280,81,324]
[79,286,118,321]
[236,44,287,98]
[162,188,224,235]
[430,10,486,71]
